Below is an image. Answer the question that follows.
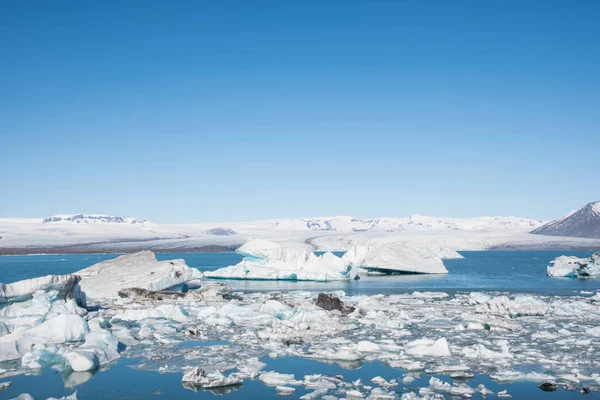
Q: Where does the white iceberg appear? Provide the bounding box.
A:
[343,243,448,274]
[205,239,358,281]
[547,253,600,278]
[76,251,203,299]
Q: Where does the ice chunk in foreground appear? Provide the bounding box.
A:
[343,243,448,274]
[76,251,203,299]
[404,338,451,357]
[205,239,358,281]
[0,275,85,307]
[547,253,600,278]
[24,314,88,344]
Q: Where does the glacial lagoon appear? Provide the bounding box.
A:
[0,250,599,399]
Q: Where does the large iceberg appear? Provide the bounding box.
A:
[76,251,204,299]
[204,239,358,281]
[547,253,600,278]
[343,243,449,274]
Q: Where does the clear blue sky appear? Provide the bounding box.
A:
[1,1,599,223]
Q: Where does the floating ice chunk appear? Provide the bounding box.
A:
[497,389,512,398]
[346,389,365,398]
[77,251,203,299]
[404,338,451,357]
[0,340,23,362]
[275,386,296,396]
[24,314,88,344]
[182,368,243,388]
[475,295,548,317]
[0,381,11,390]
[47,391,78,400]
[356,341,381,353]
[115,305,188,323]
[303,374,338,389]
[21,347,64,369]
[9,395,35,400]
[236,357,266,379]
[462,341,513,359]
[491,370,555,382]
[64,350,98,372]
[343,243,448,274]
[206,239,357,281]
[259,371,302,386]
[77,329,120,366]
[299,388,329,400]
[367,387,396,399]
[427,377,474,398]
[547,253,600,278]
[586,326,600,337]
[0,275,85,307]
[476,384,493,396]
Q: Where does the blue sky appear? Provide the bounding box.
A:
[1,1,599,223]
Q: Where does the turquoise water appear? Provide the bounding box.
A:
[0,250,598,295]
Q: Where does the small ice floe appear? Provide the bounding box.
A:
[547,253,600,278]
[181,367,243,389]
[367,387,396,399]
[205,239,358,281]
[0,381,11,390]
[404,338,452,357]
[497,389,512,398]
[461,340,513,359]
[259,371,302,386]
[420,377,475,398]
[490,370,555,382]
[275,386,296,396]
[299,388,330,399]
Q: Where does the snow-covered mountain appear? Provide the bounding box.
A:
[531,201,600,239]
[42,214,147,225]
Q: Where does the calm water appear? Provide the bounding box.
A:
[0,355,587,400]
[0,250,598,295]
[1,250,598,399]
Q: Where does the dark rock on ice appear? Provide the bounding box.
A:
[316,293,355,315]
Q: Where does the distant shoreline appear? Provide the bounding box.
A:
[0,243,598,256]
[0,244,239,256]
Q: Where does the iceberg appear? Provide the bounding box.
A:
[547,253,600,278]
[343,243,448,274]
[205,239,358,281]
[76,251,204,299]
